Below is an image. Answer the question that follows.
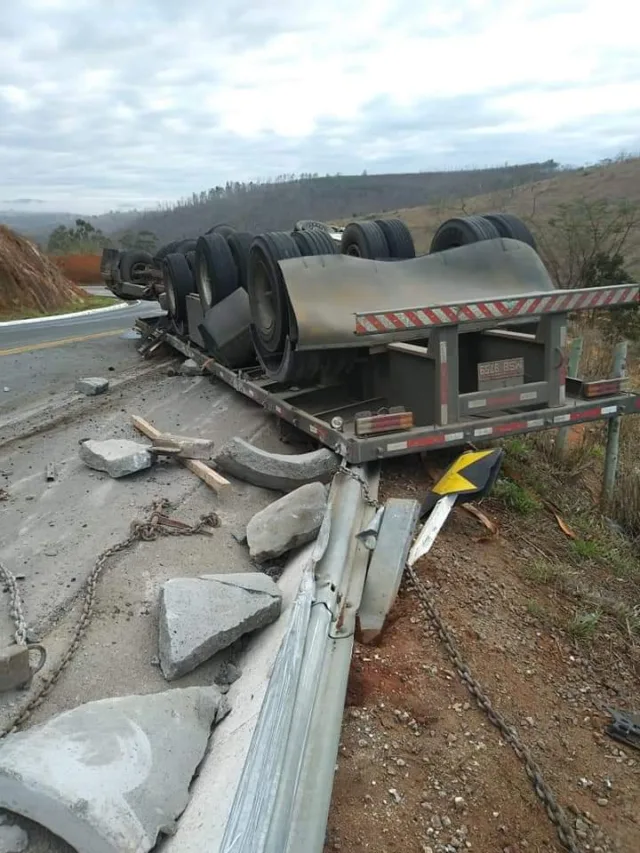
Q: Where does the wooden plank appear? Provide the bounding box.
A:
[131,415,230,492]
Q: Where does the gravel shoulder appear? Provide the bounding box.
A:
[325,456,640,853]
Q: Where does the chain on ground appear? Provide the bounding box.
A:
[341,465,583,853]
[0,498,219,738]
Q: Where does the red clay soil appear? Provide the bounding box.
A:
[50,254,102,284]
[325,458,640,853]
[0,226,85,316]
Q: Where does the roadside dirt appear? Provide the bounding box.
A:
[325,456,639,853]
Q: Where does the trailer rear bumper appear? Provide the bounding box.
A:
[136,317,640,464]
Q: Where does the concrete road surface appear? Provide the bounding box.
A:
[0,301,165,420]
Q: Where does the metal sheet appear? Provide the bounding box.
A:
[279,238,556,349]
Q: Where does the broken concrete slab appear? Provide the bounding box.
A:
[180,359,202,377]
[358,498,420,643]
[246,482,327,562]
[79,438,153,478]
[159,573,282,681]
[0,686,229,853]
[75,377,109,396]
[215,436,339,492]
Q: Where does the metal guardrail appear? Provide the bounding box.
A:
[220,464,379,853]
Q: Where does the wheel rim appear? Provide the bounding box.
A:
[346,243,362,257]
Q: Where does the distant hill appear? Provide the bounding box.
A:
[121,161,561,245]
[0,209,141,245]
[351,157,640,276]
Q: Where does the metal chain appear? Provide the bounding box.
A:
[338,462,380,509]
[344,470,581,853]
[0,561,28,646]
[0,498,219,739]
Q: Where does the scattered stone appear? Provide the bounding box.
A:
[0,821,28,852]
[597,797,609,806]
[159,573,282,680]
[0,686,229,853]
[214,661,242,687]
[75,377,109,396]
[215,436,339,492]
[180,359,201,376]
[43,548,58,557]
[2,388,9,394]
[246,482,327,561]
[454,796,465,810]
[79,439,152,478]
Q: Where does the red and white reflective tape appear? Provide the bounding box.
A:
[355,285,640,335]
[384,404,623,452]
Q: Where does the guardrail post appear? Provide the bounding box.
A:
[556,337,584,457]
[601,340,628,507]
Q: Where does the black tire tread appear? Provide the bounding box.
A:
[482,213,537,249]
[163,253,195,322]
[195,233,238,311]
[430,215,501,253]
[374,218,415,259]
[340,221,390,259]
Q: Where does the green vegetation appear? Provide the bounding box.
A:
[492,478,541,515]
[46,217,158,255]
[0,294,116,322]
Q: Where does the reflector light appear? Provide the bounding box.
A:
[355,411,414,436]
[582,378,623,398]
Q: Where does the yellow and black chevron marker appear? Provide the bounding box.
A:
[420,448,504,518]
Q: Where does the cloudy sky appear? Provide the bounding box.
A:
[1,0,638,213]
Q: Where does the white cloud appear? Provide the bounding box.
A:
[0,0,638,212]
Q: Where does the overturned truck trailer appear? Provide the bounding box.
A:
[136,216,640,462]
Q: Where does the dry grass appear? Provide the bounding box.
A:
[0,225,85,317]
[336,156,640,276]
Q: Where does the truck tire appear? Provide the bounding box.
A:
[429,215,501,253]
[374,219,415,259]
[294,219,333,234]
[154,241,181,262]
[292,228,339,256]
[205,223,236,238]
[340,221,390,259]
[195,233,238,311]
[248,232,301,354]
[119,250,152,283]
[185,250,196,273]
[163,253,195,323]
[481,213,537,250]
[226,231,254,290]
[175,238,198,254]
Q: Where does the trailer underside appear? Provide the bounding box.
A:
[136,316,640,463]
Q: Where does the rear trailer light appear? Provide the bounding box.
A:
[581,378,623,399]
[355,411,414,436]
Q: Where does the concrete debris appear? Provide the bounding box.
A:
[0,686,229,853]
[159,573,282,681]
[0,816,28,853]
[246,482,328,561]
[180,359,202,376]
[79,439,153,478]
[2,388,9,394]
[215,436,339,492]
[75,377,109,396]
[214,661,242,687]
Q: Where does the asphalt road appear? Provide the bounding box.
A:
[0,301,165,418]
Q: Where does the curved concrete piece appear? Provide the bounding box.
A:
[215,437,339,492]
[0,686,229,853]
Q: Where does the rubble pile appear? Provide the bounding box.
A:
[0,225,85,316]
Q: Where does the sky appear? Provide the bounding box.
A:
[1,0,639,214]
